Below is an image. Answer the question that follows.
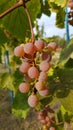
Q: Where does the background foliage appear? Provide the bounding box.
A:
[1,0,73,129]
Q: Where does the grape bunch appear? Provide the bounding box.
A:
[14,40,58,108]
[37,107,56,130]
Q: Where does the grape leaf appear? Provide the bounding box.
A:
[55,8,65,28]
[0,0,41,40]
[37,0,51,18]
[47,1,65,28]
[12,91,30,118]
[0,72,15,91]
[0,28,8,44]
[59,39,73,67]
[49,0,68,8]
[40,96,53,106]
[12,68,24,90]
[0,46,2,63]
[48,1,60,12]
[47,67,73,113]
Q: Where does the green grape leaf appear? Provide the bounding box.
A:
[47,1,65,28]
[37,0,51,18]
[49,0,68,8]
[0,46,2,63]
[0,72,15,91]
[56,125,64,130]
[0,0,41,40]
[10,55,22,68]
[12,91,30,118]
[48,67,73,113]
[0,28,8,44]
[48,1,60,12]
[55,8,65,28]
[40,96,53,106]
[64,58,73,68]
[12,68,24,90]
[59,39,73,67]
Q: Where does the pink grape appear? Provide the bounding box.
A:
[19,82,30,93]
[38,111,45,120]
[28,66,39,79]
[47,42,58,51]
[39,88,49,96]
[42,52,51,62]
[46,121,51,127]
[24,43,36,55]
[40,119,47,125]
[28,94,39,108]
[38,71,47,82]
[34,40,45,51]
[35,81,46,91]
[50,127,56,130]
[14,46,24,57]
[39,61,50,72]
[45,116,51,123]
[19,61,30,73]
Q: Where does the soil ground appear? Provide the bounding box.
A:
[0,89,41,130]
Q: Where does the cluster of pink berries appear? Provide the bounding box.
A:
[38,109,56,130]
[14,40,57,108]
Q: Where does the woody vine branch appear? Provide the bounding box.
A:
[0,0,34,43]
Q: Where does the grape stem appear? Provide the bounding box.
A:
[0,0,23,19]
[23,2,35,44]
[0,0,35,44]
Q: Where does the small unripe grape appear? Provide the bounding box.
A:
[38,71,47,82]
[45,116,51,123]
[46,121,51,127]
[34,40,45,51]
[39,88,49,96]
[45,116,51,126]
[42,52,51,62]
[35,81,46,91]
[28,66,39,79]
[14,46,24,57]
[47,42,58,51]
[39,61,50,72]
[49,127,56,130]
[19,82,30,93]
[28,94,39,108]
[38,111,45,120]
[40,119,47,125]
[24,43,36,55]
[19,62,30,73]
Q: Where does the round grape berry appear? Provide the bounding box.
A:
[28,66,39,79]
[39,88,49,96]
[28,94,39,108]
[24,43,36,55]
[19,82,30,93]
[14,45,24,57]
[35,81,46,91]
[47,42,58,51]
[38,71,47,82]
[50,127,56,130]
[34,40,45,51]
[39,61,50,72]
[19,61,30,73]
[42,52,51,62]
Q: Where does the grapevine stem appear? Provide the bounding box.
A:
[56,121,64,126]
[0,0,35,44]
[23,3,35,44]
[0,0,23,19]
